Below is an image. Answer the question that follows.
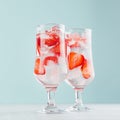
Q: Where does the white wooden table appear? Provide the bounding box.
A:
[0,104,120,120]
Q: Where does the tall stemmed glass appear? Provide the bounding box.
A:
[65,28,95,111]
[34,23,66,113]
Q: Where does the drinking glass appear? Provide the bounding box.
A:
[65,28,95,111]
[34,23,66,113]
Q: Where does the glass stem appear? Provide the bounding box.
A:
[75,90,84,106]
[47,91,56,107]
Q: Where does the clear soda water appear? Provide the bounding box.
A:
[65,30,95,90]
[34,25,66,91]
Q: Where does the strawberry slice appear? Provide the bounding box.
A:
[36,33,41,55]
[50,43,61,56]
[69,42,80,48]
[34,58,45,75]
[68,52,84,70]
[65,35,80,48]
[81,59,91,79]
[44,56,58,65]
[45,33,60,46]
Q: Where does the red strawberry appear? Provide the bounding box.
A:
[50,44,61,56]
[69,42,80,48]
[34,58,45,75]
[45,33,60,46]
[44,56,58,65]
[65,35,80,48]
[36,33,41,55]
[81,59,91,79]
[68,52,84,70]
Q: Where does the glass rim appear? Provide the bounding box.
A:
[66,27,92,31]
[38,23,65,29]
[36,23,65,33]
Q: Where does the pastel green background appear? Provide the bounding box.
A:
[0,0,120,104]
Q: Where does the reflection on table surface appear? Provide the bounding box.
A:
[0,104,120,120]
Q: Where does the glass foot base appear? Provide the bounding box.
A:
[38,105,64,114]
[66,104,90,112]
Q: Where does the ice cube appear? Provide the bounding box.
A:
[45,62,60,84]
[59,57,67,74]
[67,67,82,80]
